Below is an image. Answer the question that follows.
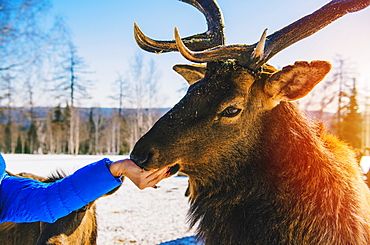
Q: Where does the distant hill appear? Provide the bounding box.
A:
[0,107,171,126]
[0,106,336,130]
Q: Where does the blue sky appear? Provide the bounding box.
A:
[50,0,370,109]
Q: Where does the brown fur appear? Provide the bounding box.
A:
[131,60,370,244]
[0,171,119,245]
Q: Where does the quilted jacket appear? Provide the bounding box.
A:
[0,154,122,224]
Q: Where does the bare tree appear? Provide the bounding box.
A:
[110,74,126,117]
[0,1,74,153]
[145,59,160,129]
[120,53,161,150]
[105,111,128,154]
[52,42,93,154]
[109,74,130,154]
[90,108,106,154]
[52,42,93,105]
[22,70,42,153]
[0,0,52,71]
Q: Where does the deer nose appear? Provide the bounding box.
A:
[130,153,149,169]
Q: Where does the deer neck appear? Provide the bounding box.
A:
[187,101,326,243]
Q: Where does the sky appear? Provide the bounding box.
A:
[49,0,370,109]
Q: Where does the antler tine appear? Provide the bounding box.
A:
[253,0,370,69]
[134,0,225,53]
[174,27,255,64]
[134,23,172,53]
[251,29,267,61]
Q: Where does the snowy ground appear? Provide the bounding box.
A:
[360,156,370,174]
[2,154,203,245]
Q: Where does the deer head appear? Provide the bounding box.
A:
[130,0,369,184]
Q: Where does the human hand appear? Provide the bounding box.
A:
[109,159,169,190]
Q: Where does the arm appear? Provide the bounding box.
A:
[0,158,121,223]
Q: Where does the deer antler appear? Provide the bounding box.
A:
[136,0,369,70]
[134,0,224,53]
[258,0,370,69]
[176,0,370,70]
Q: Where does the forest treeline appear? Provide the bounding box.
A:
[0,106,168,155]
[0,103,366,156]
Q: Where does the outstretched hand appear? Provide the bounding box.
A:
[109,159,169,190]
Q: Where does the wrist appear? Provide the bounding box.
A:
[109,159,133,178]
[109,161,121,177]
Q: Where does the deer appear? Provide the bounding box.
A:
[130,0,370,244]
[0,171,119,245]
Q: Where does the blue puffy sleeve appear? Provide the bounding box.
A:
[0,156,4,185]
[0,155,122,224]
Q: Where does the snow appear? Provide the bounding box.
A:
[360,156,370,174]
[2,154,203,245]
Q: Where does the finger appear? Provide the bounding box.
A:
[145,169,168,187]
[145,167,168,179]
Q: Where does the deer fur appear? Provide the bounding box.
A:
[131,60,370,244]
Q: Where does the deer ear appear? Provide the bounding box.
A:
[173,64,207,85]
[264,61,331,101]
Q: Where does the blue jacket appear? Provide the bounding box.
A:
[0,154,122,224]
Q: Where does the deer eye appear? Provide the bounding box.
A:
[220,107,241,118]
